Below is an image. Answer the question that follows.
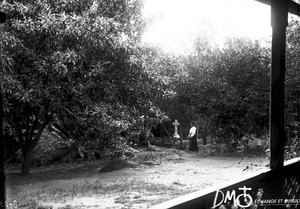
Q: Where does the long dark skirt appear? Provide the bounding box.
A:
[189,135,199,152]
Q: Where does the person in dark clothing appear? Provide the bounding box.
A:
[188,121,198,152]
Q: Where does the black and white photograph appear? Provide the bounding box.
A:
[0,0,300,208]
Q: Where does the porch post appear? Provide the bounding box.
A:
[269,0,288,170]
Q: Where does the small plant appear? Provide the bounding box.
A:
[238,134,269,155]
[265,138,300,160]
[284,138,300,160]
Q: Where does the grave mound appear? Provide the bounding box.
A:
[98,158,138,173]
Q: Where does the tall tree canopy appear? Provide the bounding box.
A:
[285,18,300,141]
[0,0,169,175]
[171,37,271,144]
[2,0,300,175]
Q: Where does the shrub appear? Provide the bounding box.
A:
[284,138,300,160]
[239,134,269,152]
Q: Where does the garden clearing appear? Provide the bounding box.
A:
[5,148,269,209]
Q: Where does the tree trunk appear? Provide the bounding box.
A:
[203,136,207,146]
[21,148,32,176]
[202,128,207,146]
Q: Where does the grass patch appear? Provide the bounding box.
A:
[8,176,189,208]
[6,149,269,208]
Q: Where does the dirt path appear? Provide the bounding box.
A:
[5,150,269,209]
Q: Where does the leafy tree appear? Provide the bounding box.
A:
[173,37,271,146]
[1,0,152,175]
[285,18,300,159]
[138,47,190,138]
[212,38,270,141]
[286,18,300,140]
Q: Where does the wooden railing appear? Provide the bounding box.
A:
[150,158,300,209]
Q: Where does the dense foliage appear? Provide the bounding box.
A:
[1,1,300,175]
[285,18,300,159]
[0,0,172,175]
[173,38,271,145]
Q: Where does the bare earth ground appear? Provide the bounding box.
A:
[5,148,269,209]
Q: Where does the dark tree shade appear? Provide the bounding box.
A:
[0,10,6,208]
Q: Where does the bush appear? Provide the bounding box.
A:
[284,138,300,160]
[239,134,269,152]
[104,136,138,159]
[264,137,300,161]
[16,129,73,166]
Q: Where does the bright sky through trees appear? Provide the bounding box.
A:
[142,0,272,53]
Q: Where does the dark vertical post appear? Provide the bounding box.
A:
[269,0,288,170]
[0,11,6,209]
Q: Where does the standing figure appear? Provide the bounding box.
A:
[188,121,198,152]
